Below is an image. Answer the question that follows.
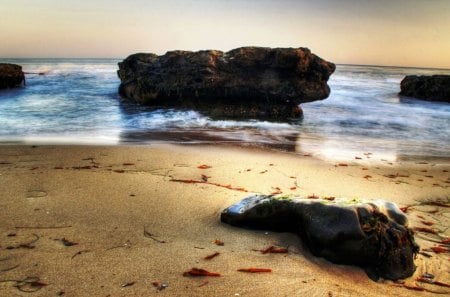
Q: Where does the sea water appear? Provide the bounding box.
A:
[0,58,449,161]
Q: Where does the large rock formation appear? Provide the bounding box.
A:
[221,195,419,281]
[400,75,450,103]
[0,63,25,89]
[118,47,335,119]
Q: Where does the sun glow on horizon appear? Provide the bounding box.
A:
[1,0,449,69]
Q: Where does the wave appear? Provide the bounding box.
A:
[0,59,449,160]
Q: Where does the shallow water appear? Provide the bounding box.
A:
[0,58,449,161]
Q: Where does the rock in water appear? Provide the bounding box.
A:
[0,63,25,89]
[117,47,335,120]
[400,75,450,103]
[221,195,419,281]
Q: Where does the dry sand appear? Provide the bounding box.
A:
[0,144,448,296]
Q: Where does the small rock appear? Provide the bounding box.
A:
[400,75,450,103]
[0,63,25,89]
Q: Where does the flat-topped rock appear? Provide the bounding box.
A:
[221,195,419,281]
[0,63,25,89]
[400,75,450,103]
[118,47,335,120]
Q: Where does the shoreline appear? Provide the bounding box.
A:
[0,144,448,296]
[1,138,449,165]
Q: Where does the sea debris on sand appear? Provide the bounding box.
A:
[237,268,272,273]
[183,268,221,277]
[212,239,224,246]
[170,177,248,192]
[259,245,288,254]
[58,238,78,247]
[204,252,220,260]
[0,276,48,293]
[143,226,167,243]
[197,165,211,169]
[152,281,168,291]
[6,233,39,250]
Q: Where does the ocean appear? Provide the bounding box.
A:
[0,58,449,161]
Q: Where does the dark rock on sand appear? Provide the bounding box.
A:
[0,63,25,89]
[221,195,419,281]
[400,75,450,103]
[117,47,335,120]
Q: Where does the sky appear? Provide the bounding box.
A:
[0,0,449,68]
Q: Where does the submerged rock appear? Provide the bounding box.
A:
[117,47,335,120]
[400,75,450,103]
[0,63,25,89]
[221,195,419,281]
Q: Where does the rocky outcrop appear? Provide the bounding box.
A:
[221,195,419,281]
[0,63,25,89]
[400,75,450,103]
[117,47,335,119]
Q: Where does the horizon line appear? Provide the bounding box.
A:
[1,57,450,71]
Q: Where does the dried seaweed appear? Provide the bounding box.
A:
[212,239,224,246]
[197,165,211,169]
[6,233,39,249]
[71,250,91,259]
[401,284,425,291]
[152,281,168,291]
[59,238,78,247]
[418,251,432,258]
[416,277,450,288]
[143,226,166,243]
[413,227,438,235]
[170,178,248,192]
[0,277,48,293]
[183,268,220,277]
[260,245,288,254]
[237,268,272,273]
[271,187,282,195]
[430,246,449,253]
[204,252,220,260]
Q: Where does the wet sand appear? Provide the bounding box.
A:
[0,144,448,296]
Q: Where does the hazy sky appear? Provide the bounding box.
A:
[1,0,449,68]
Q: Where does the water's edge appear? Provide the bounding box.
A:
[0,59,449,162]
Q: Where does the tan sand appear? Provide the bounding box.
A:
[0,144,448,296]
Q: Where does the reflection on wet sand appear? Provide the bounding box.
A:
[119,128,300,152]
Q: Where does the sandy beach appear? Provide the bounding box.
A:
[0,144,448,296]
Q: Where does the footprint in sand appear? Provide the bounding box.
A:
[26,190,48,198]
